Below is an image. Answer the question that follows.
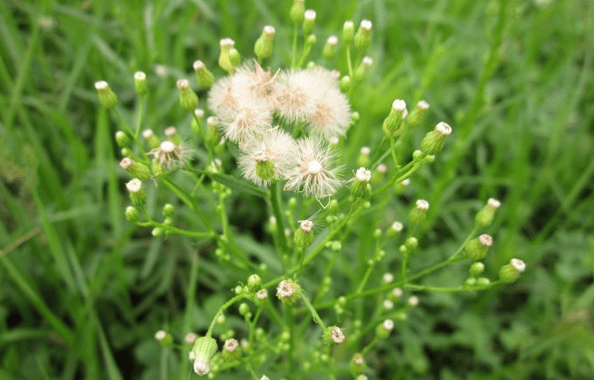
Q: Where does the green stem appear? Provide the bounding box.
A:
[372,156,426,197]
[206,294,246,338]
[346,45,353,77]
[135,95,145,138]
[291,23,299,68]
[285,304,295,373]
[361,336,379,356]
[300,291,327,330]
[179,252,200,380]
[269,182,288,255]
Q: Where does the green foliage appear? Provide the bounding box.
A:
[1,0,593,379]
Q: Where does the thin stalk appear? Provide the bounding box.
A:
[206,294,246,337]
[291,23,299,68]
[269,182,288,255]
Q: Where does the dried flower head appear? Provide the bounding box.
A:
[284,138,341,198]
[149,140,193,170]
[330,326,345,344]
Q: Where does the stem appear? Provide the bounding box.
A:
[300,292,327,330]
[361,336,379,356]
[291,23,299,68]
[113,107,147,159]
[285,304,295,373]
[206,294,246,338]
[295,247,305,280]
[269,182,288,255]
[180,252,200,380]
[346,45,353,77]
[135,95,145,138]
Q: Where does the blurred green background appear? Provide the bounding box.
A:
[1,0,593,379]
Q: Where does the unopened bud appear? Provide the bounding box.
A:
[409,199,429,225]
[323,35,339,60]
[465,234,493,261]
[375,319,394,339]
[255,25,276,61]
[294,220,314,248]
[125,206,139,222]
[142,129,160,149]
[475,198,501,227]
[351,167,372,198]
[219,38,237,74]
[354,56,373,81]
[421,122,452,155]
[115,131,131,148]
[350,353,365,375]
[469,262,485,277]
[290,0,305,24]
[94,81,118,109]
[354,20,372,51]
[120,158,151,180]
[191,336,218,376]
[303,10,316,35]
[177,79,199,110]
[193,60,214,88]
[343,21,355,44]
[247,274,262,292]
[407,100,430,129]
[126,178,146,206]
[499,259,526,283]
[339,75,351,92]
[134,71,148,95]
[382,99,407,137]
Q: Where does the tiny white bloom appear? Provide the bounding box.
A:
[300,220,314,232]
[408,296,419,307]
[479,234,493,247]
[360,146,371,155]
[417,100,430,110]
[185,333,197,344]
[256,289,268,300]
[134,71,146,80]
[488,198,501,208]
[392,287,403,298]
[511,258,526,272]
[277,280,295,298]
[416,199,429,210]
[360,20,372,30]
[383,273,394,283]
[355,167,371,182]
[391,222,403,232]
[94,81,108,90]
[224,338,239,352]
[126,179,142,193]
[330,326,345,344]
[383,300,394,310]
[383,319,394,331]
[154,330,166,341]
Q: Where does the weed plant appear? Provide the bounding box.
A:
[1,0,593,379]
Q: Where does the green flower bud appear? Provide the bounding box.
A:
[323,326,345,345]
[305,34,317,47]
[152,227,164,237]
[222,338,241,361]
[125,206,139,222]
[354,20,372,51]
[386,221,403,238]
[255,158,276,181]
[339,75,351,92]
[276,279,301,305]
[342,21,355,45]
[465,277,476,287]
[255,288,268,306]
[247,274,262,292]
[407,100,430,129]
[294,220,314,248]
[134,71,148,95]
[193,60,214,88]
[469,262,485,277]
[303,10,316,35]
[323,35,338,60]
[409,199,429,225]
[121,148,132,158]
[354,56,373,82]
[238,303,250,316]
[405,237,418,252]
[162,203,175,218]
[191,109,205,135]
[476,277,491,287]
[421,122,452,155]
[177,79,199,110]
[94,81,118,109]
[115,131,131,148]
[154,330,173,346]
[358,146,370,167]
[375,319,394,339]
[254,25,276,61]
[331,241,342,251]
[229,48,241,68]
[394,178,410,195]
[373,229,382,239]
[499,258,526,283]
[205,116,221,151]
[475,198,501,227]
[126,178,146,206]
[142,129,160,149]
[191,336,218,376]
[351,167,372,198]
[218,38,237,74]
[382,99,407,138]
[120,158,151,180]
[465,234,493,261]
[290,0,305,24]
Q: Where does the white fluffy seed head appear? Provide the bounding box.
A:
[511,259,526,272]
[126,179,142,193]
[416,199,429,210]
[383,319,394,330]
[134,71,146,80]
[392,99,406,111]
[94,81,108,90]
[436,121,452,135]
[360,20,372,30]
[160,141,176,153]
[479,234,493,247]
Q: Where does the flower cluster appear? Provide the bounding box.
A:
[208,60,350,197]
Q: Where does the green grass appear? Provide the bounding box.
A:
[1,0,594,379]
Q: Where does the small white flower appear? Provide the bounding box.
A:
[154,64,168,78]
[277,280,295,298]
[391,222,403,232]
[392,287,403,298]
[300,220,314,232]
[238,129,297,186]
[142,129,154,139]
[361,56,373,67]
[120,158,133,170]
[305,10,316,20]
[165,126,177,136]
[392,99,406,111]
[330,326,345,344]
[355,167,372,182]
[188,351,196,360]
[479,234,493,247]
[260,376,270,380]
[284,138,341,198]
[401,179,410,186]
[488,198,501,208]
[185,333,197,344]
[126,179,142,193]
[220,38,235,47]
[360,146,371,155]
[94,81,108,90]
[383,273,394,283]
[134,71,146,80]
[435,121,452,136]
[408,296,419,307]
[383,300,394,310]
[256,289,268,300]
[154,330,166,341]
[360,20,372,30]
[224,339,239,352]
[416,199,429,210]
[327,35,338,45]
[417,100,430,110]
[383,319,394,331]
[377,164,387,173]
[511,258,526,272]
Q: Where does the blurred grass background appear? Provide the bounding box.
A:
[1,0,593,379]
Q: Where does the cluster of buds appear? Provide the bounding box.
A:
[218,38,241,74]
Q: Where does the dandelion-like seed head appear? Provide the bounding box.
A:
[284,138,341,198]
[149,141,193,170]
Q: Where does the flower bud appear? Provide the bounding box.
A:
[407,100,430,129]
[120,158,151,181]
[476,277,491,287]
[305,34,317,47]
[351,167,372,198]
[177,79,199,110]
[276,279,301,305]
[303,10,316,35]
[191,108,205,134]
[193,60,214,88]
[191,336,218,376]
[255,25,276,61]
[421,122,452,155]
[339,75,351,92]
[405,237,418,252]
[382,99,407,138]
[238,303,250,316]
[469,262,485,277]
[386,221,403,238]
[357,146,371,167]
[409,199,429,225]
[134,71,148,95]
[342,21,355,44]
[465,234,493,260]
[255,154,276,181]
[125,206,139,222]
[350,353,365,375]
[154,330,173,346]
[205,116,221,151]
[375,319,394,339]
[354,20,372,51]
[222,338,241,361]
[152,227,165,237]
[219,38,237,74]
[115,131,131,148]
[323,326,345,345]
[142,129,160,149]
[247,274,262,292]
[475,198,501,227]
[323,35,338,60]
[255,288,268,306]
[126,178,146,206]
[354,56,373,82]
[290,0,305,24]
[94,81,118,109]
[294,220,314,248]
[499,258,526,283]
[162,203,175,218]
